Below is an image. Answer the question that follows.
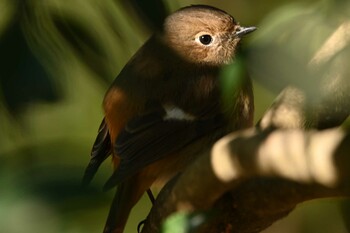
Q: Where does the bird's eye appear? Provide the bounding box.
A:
[199,34,212,45]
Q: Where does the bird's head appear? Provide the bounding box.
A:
[162,5,256,66]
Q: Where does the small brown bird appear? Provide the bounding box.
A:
[83,5,255,233]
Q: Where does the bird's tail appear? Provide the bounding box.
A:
[103,176,151,233]
[82,118,112,186]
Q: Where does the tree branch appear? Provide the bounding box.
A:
[141,128,350,233]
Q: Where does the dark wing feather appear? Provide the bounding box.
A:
[82,118,112,186]
[103,108,226,190]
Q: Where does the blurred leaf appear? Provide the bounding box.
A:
[161,212,208,233]
[0,17,61,115]
[219,57,248,111]
[246,0,350,128]
[248,1,350,92]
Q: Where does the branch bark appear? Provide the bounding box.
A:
[141,128,350,233]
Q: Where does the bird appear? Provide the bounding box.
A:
[83,4,256,233]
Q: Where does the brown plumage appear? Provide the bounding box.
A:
[83,5,256,233]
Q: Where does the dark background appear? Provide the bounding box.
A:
[0,0,349,232]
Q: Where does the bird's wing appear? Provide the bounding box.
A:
[103,103,225,190]
[82,118,112,186]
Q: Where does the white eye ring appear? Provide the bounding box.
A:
[195,33,214,46]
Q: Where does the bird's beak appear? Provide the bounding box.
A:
[235,26,257,37]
